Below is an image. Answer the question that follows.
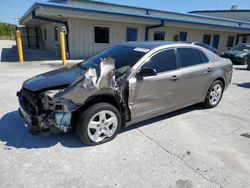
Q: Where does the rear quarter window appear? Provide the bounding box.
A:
[200,51,209,63]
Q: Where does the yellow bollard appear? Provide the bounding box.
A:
[16,30,24,63]
[60,32,66,65]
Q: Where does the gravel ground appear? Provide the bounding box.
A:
[0,49,250,187]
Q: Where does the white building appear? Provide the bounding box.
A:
[19,0,250,59]
[190,6,250,44]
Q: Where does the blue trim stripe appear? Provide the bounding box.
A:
[190,10,250,13]
[20,1,250,31]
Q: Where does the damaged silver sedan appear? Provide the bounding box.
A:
[17,42,233,145]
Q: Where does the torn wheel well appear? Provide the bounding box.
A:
[71,94,127,128]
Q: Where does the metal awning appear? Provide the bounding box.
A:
[20,1,250,33]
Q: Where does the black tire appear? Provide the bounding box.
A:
[76,103,122,146]
[202,80,224,108]
[242,56,248,65]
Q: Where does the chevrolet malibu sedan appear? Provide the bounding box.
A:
[17,42,233,145]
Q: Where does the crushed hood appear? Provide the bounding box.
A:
[23,65,85,92]
[59,57,116,104]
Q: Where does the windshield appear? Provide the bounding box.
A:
[80,45,148,75]
[231,44,250,51]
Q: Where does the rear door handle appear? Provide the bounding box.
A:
[170,75,179,81]
[204,67,212,73]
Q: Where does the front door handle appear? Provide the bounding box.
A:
[170,75,179,81]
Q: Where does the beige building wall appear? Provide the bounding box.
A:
[68,18,145,58]
[40,19,243,59]
[148,26,238,52]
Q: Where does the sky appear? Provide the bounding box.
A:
[0,0,250,24]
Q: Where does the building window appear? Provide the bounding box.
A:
[154,31,165,41]
[44,29,47,41]
[227,36,235,47]
[126,28,137,41]
[94,26,109,44]
[242,36,247,43]
[203,34,211,45]
[179,32,187,41]
[54,27,58,41]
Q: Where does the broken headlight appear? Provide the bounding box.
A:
[42,90,64,111]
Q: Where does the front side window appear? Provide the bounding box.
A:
[142,49,177,73]
[94,26,109,44]
[154,31,165,41]
[178,48,207,67]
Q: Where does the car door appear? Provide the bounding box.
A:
[128,48,181,121]
[175,47,212,106]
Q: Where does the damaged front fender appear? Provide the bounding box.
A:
[54,57,116,106]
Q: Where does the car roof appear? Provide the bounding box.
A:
[116,41,182,50]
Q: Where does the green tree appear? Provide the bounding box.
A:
[0,22,16,37]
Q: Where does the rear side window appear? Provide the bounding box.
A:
[178,48,208,67]
[142,49,177,73]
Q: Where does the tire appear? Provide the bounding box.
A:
[202,80,224,108]
[76,103,122,146]
[242,57,248,65]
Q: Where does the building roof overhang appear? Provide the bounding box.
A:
[20,1,250,32]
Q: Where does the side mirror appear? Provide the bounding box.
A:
[136,67,157,78]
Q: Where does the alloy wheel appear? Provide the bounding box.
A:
[87,110,118,143]
[209,84,222,106]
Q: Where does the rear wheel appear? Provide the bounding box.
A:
[76,103,121,146]
[202,80,224,108]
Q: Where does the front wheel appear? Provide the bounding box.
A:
[76,103,122,146]
[202,80,224,108]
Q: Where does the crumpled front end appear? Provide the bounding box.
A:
[17,58,121,135]
[17,88,72,134]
